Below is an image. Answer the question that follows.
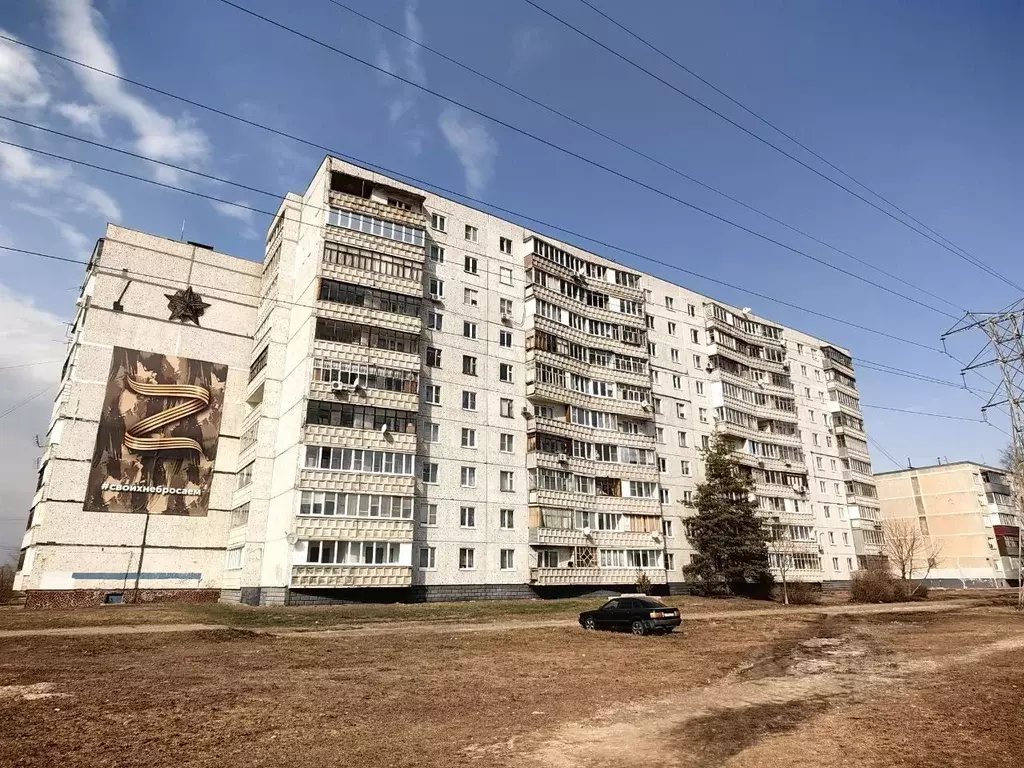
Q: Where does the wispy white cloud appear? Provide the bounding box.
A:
[55,220,89,251]
[47,0,209,169]
[438,106,497,197]
[402,0,426,86]
[70,182,120,220]
[210,200,259,240]
[54,102,104,137]
[374,0,428,156]
[510,27,551,74]
[0,143,68,187]
[0,31,50,109]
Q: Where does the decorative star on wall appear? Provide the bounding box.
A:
[165,286,210,326]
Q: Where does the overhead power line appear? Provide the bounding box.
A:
[321,0,963,317]
[860,404,993,423]
[207,0,958,319]
[573,0,1010,289]
[0,384,54,421]
[521,0,1021,292]
[0,133,944,354]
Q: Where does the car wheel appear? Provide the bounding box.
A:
[583,617,597,631]
[631,620,647,636]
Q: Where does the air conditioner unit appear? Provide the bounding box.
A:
[557,453,569,464]
[331,382,349,393]
[500,313,513,324]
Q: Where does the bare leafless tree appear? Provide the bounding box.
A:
[0,558,16,604]
[882,518,942,596]
[767,522,797,605]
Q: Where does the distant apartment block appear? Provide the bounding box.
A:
[16,157,880,606]
[876,462,1021,587]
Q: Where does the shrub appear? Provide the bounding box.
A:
[850,569,909,603]
[634,570,653,595]
[777,581,822,605]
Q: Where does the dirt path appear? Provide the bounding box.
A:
[502,618,1024,768]
[0,598,987,639]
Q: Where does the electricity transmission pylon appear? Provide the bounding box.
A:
[943,298,1024,609]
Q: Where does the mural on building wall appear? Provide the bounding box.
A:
[84,347,227,516]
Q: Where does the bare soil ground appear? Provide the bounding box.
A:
[0,599,1021,767]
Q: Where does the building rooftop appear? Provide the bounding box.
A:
[874,460,1007,477]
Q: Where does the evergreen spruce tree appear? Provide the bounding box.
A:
[683,433,774,597]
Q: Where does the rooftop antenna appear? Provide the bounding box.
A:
[180,218,186,241]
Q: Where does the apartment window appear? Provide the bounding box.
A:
[690,329,699,343]
[419,503,437,526]
[670,349,680,363]
[462,355,478,376]
[463,321,478,339]
[687,303,696,317]
[816,457,823,469]
[805,387,812,398]
[459,548,476,570]
[426,347,442,368]
[461,466,477,488]
[693,355,702,369]
[651,370,660,384]
[847,557,853,570]
[461,428,477,448]
[648,342,657,357]
[677,431,687,447]
[842,532,849,545]
[820,481,827,493]
[499,267,513,285]
[429,278,444,299]
[429,244,445,263]
[462,390,477,411]
[500,471,515,491]
[421,462,438,484]
[500,433,514,452]
[464,255,478,275]
[655,457,666,472]
[460,506,476,528]
[423,421,440,443]
[500,549,515,570]
[418,546,436,569]
[653,397,662,414]
[813,434,820,446]
[464,288,479,306]
[701,435,710,449]
[431,213,447,232]
[667,322,676,336]
[801,365,808,377]
[465,224,478,242]
[665,297,674,310]
[832,557,840,571]
[499,236,512,254]
[660,488,670,503]
[230,504,250,529]
[225,546,244,570]
[666,553,676,570]
[826,436,833,448]
[500,297,513,315]
[682,490,693,504]
[672,375,681,390]
[828,531,835,545]
[809,410,816,423]
[500,508,514,529]
[797,343,804,353]
[499,363,513,383]
[834,482,841,496]
[499,330,513,348]
[676,403,686,419]
[656,427,664,444]
[681,460,691,476]
[830,459,837,471]
[645,314,655,330]
[427,311,443,331]
[815,369,821,381]
[663,520,674,537]
[236,462,254,490]
[695,381,704,396]
[824,505,831,518]
[425,385,441,405]
[500,398,514,418]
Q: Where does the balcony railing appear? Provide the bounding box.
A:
[530,567,667,586]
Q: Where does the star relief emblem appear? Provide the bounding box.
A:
[165,286,210,325]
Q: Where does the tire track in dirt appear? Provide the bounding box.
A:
[502,627,1024,768]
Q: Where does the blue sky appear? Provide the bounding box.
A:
[0,0,1019,552]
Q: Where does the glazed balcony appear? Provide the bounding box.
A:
[291,564,412,588]
[529,567,667,587]
[529,527,665,548]
[294,516,414,542]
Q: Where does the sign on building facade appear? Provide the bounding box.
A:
[84,347,227,516]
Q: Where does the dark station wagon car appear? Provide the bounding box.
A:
[578,595,682,635]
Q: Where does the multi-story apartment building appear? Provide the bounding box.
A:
[876,462,1021,587]
[15,156,876,606]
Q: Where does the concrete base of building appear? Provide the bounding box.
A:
[921,578,1019,589]
[24,588,220,609]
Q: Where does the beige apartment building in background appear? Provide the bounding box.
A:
[876,462,1021,587]
[16,156,881,606]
